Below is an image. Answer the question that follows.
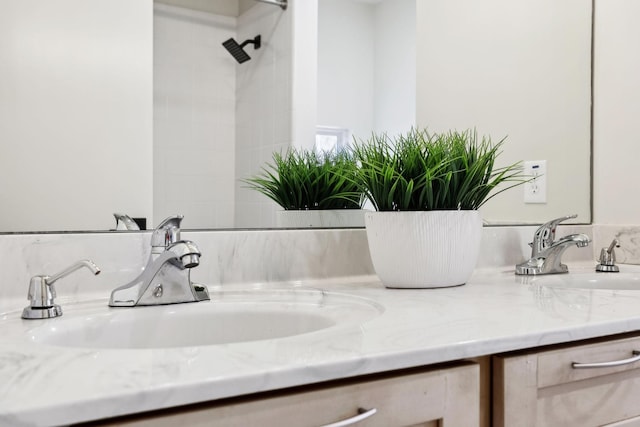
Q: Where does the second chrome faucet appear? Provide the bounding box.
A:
[109,215,210,307]
[516,214,590,275]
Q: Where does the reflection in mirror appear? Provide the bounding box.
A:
[1,0,153,233]
[156,0,302,229]
[317,0,591,225]
[416,0,591,225]
[317,0,416,140]
[0,0,591,233]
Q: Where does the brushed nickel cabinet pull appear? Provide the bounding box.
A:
[572,350,640,369]
[320,408,378,427]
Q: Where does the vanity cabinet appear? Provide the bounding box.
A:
[493,333,640,427]
[87,361,479,427]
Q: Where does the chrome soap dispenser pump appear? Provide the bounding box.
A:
[596,238,620,273]
[22,259,101,319]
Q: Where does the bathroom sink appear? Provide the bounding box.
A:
[533,272,640,291]
[21,289,383,349]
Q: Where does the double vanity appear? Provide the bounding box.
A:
[3,224,640,426]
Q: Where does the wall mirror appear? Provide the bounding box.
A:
[0,0,591,233]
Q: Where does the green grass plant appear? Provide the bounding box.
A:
[244,149,363,210]
[353,128,526,211]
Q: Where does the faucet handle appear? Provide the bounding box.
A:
[531,214,578,255]
[151,215,184,253]
[596,238,620,272]
[539,214,578,237]
[113,213,140,231]
[22,259,101,319]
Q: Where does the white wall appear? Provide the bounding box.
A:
[593,0,640,224]
[317,0,415,142]
[291,0,318,152]
[234,2,295,227]
[416,0,592,225]
[154,4,236,229]
[317,0,374,141]
[373,0,416,136]
[0,0,153,232]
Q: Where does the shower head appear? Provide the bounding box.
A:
[222,35,261,64]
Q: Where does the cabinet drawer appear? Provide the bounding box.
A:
[89,361,479,427]
[494,333,640,427]
[538,335,640,387]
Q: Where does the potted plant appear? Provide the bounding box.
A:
[244,149,365,228]
[353,128,525,288]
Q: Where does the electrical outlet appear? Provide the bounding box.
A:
[524,160,547,204]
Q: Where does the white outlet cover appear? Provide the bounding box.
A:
[524,160,547,204]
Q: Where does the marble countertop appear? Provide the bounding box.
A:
[3,264,640,426]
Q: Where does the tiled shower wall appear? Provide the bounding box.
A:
[154,3,293,229]
[234,3,294,228]
[154,4,237,229]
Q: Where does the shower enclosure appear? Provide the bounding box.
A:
[153,0,297,229]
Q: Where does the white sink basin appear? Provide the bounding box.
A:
[18,288,383,349]
[533,272,640,290]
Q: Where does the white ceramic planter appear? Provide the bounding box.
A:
[365,210,483,288]
[276,209,366,228]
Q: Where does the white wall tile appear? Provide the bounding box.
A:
[234,2,295,227]
[154,4,236,228]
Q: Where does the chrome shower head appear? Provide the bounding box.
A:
[222,35,261,64]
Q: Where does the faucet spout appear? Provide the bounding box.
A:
[167,240,201,268]
[552,233,590,249]
[530,233,591,274]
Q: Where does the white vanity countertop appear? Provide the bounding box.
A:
[3,264,640,426]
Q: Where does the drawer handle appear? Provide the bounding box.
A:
[572,350,640,369]
[320,408,378,427]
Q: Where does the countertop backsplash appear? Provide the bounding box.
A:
[0,223,608,312]
[0,229,374,312]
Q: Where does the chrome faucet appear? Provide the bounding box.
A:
[109,215,210,307]
[22,259,101,319]
[515,214,590,275]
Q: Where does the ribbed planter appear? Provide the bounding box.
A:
[365,210,483,288]
[276,209,365,228]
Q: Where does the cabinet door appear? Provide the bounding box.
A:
[91,362,479,427]
[494,334,640,427]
